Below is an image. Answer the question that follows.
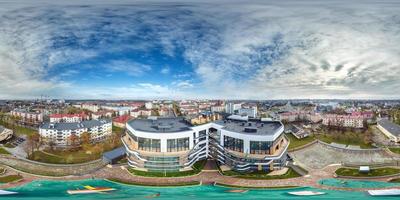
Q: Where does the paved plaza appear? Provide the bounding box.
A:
[290,142,400,169]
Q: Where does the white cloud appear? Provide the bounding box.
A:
[160,66,170,74]
[1,0,400,99]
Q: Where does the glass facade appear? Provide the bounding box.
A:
[137,137,161,152]
[250,141,272,154]
[223,135,243,152]
[167,137,190,152]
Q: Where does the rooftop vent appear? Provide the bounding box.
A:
[244,127,257,133]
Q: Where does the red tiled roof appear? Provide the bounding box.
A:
[113,115,132,123]
[50,112,86,118]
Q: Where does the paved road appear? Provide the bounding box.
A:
[0,155,105,176]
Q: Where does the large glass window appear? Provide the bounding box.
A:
[223,136,243,153]
[199,130,207,141]
[167,137,189,152]
[250,141,272,154]
[151,139,161,152]
[167,139,177,152]
[138,137,160,152]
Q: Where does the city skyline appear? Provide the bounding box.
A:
[1,0,400,100]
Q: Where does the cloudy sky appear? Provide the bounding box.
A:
[0,0,399,100]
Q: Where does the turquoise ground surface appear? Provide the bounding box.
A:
[319,178,400,189]
[1,179,399,200]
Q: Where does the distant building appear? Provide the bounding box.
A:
[225,103,242,114]
[11,109,43,125]
[322,114,364,128]
[159,108,170,116]
[145,102,153,109]
[91,110,114,120]
[39,119,112,146]
[49,112,88,123]
[190,112,222,125]
[279,111,322,123]
[130,109,152,118]
[113,115,132,128]
[377,119,400,143]
[211,105,225,113]
[0,126,13,142]
[73,103,99,112]
[238,107,258,118]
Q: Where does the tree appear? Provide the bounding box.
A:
[68,134,80,149]
[48,139,56,151]
[80,132,91,146]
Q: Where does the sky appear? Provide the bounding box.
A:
[0,0,400,100]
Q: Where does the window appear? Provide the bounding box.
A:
[250,141,271,154]
[138,137,159,152]
[223,136,243,153]
[168,137,189,152]
[167,139,177,152]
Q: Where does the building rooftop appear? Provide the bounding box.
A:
[378,119,400,137]
[103,147,126,161]
[214,119,282,135]
[127,117,192,133]
[40,119,111,131]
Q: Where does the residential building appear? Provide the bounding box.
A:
[211,105,225,113]
[190,112,222,125]
[225,103,242,114]
[10,109,43,125]
[113,115,132,128]
[49,112,87,123]
[122,117,287,172]
[377,119,400,143]
[39,119,112,146]
[238,107,257,118]
[145,102,153,109]
[73,103,99,112]
[130,109,152,118]
[278,111,322,123]
[0,126,13,142]
[91,110,114,120]
[159,108,170,116]
[322,114,364,128]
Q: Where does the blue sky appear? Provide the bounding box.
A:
[0,0,400,99]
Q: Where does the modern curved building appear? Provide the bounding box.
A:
[122,116,288,172]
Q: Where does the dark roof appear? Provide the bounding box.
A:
[213,119,282,135]
[103,147,126,160]
[40,119,111,131]
[378,119,400,137]
[127,117,192,133]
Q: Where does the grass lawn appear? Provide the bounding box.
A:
[335,167,400,177]
[0,175,23,183]
[0,147,10,155]
[0,119,37,137]
[314,129,374,149]
[128,160,206,177]
[285,133,316,150]
[389,148,400,154]
[221,168,302,180]
[29,149,101,164]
